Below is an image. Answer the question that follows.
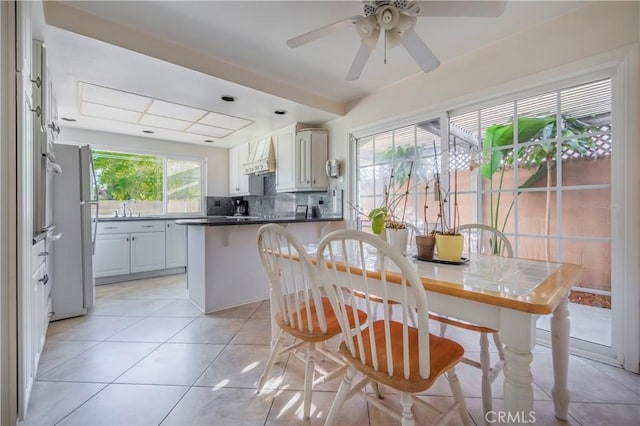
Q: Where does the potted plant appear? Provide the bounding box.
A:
[415,180,436,259]
[362,161,414,254]
[432,140,464,261]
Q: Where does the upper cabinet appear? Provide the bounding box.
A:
[275,127,328,192]
[229,143,264,196]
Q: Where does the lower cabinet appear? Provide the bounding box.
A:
[94,231,166,277]
[94,220,187,279]
[94,234,130,277]
[23,240,51,414]
[165,221,187,268]
[130,232,166,273]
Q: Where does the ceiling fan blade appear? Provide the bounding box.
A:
[409,1,506,17]
[287,15,362,48]
[346,42,373,81]
[401,30,440,73]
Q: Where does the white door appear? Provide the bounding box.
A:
[165,222,187,268]
[130,232,166,273]
[94,234,130,277]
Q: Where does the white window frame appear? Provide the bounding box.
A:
[347,46,639,372]
[93,148,207,216]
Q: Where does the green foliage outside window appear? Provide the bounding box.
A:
[93,151,163,201]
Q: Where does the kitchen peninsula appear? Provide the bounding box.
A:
[175,216,343,313]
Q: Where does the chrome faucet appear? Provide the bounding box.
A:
[122,199,136,217]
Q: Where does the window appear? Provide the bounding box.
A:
[355,77,613,350]
[450,79,612,348]
[93,150,204,216]
[355,118,443,233]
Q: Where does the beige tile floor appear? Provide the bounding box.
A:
[21,274,640,426]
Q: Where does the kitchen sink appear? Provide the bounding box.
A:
[102,215,163,220]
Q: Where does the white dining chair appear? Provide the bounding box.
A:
[255,224,367,420]
[429,223,513,422]
[317,229,471,426]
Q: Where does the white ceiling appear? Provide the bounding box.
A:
[40,1,587,148]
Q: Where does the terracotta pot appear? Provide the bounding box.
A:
[415,235,436,259]
[435,233,464,261]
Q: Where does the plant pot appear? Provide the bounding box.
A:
[415,235,436,259]
[435,233,464,262]
[385,227,409,255]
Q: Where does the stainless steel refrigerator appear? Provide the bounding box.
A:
[51,144,98,320]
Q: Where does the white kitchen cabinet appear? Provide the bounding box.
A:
[229,143,263,196]
[94,233,131,277]
[276,129,328,192]
[165,221,187,268]
[22,240,51,418]
[130,231,166,273]
[274,128,296,191]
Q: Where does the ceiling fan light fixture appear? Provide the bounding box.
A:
[385,29,403,49]
[377,5,400,30]
[397,13,417,32]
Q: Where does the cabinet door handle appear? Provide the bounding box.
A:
[167,224,170,228]
[31,76,42,88]
[313,179,316,184]
[104,226,117,229]
[39,274,49,285]
[126,237,129,242]
[131,236,135,241]
[31,105,41,117]
[38,251,49,257]
[142,225,154,228]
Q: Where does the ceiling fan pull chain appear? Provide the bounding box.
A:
[384,30,388,64]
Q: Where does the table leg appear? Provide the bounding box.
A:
[551,295,570,420]
[501,311,535,424]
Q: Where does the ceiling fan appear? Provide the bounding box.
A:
[287,1,507,80]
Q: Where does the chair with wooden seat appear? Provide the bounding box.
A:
[429,223,513,422]
[255,223,367,420]
[317,230,471,426]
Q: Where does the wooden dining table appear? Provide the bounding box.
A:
[286,244,583,424]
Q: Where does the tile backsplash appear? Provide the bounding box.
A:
[206,172,342,218]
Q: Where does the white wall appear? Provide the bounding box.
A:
[57,127,229,196]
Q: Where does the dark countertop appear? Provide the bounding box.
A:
[97,215,205,222]
[174,216,343,226]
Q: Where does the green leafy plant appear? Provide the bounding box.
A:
[481,115,594,258]
[352,161,415,235]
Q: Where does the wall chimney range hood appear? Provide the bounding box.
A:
[243,137,276,174]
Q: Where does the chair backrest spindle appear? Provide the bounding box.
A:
[318,230,431,380]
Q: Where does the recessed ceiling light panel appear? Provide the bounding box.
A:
[198,112,252,131]
[81,101,142,123]
[187,123,233,138]
[147,100,207,121]
[80,82,152,112]
[139,114,191,131]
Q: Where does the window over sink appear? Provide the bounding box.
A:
[93,150,204,216]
